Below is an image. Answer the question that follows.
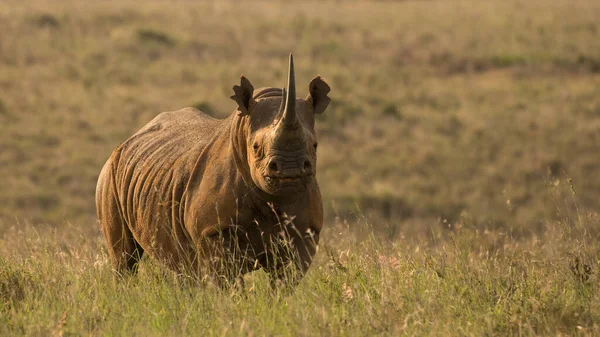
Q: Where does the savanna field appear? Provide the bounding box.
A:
[1,0,600,335]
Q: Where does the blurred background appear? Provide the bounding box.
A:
[1,0,599,236]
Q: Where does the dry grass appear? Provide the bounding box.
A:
[1,0,600,335]
[1,0,599,227]
[1,207,599,336]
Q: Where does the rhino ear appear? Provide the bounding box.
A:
[230,75,255,116]
[306,76,331,115]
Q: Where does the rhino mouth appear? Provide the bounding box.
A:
[265,176,300,183]
[278,176,301,183]
[265,175,311,185]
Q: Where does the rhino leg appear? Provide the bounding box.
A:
[193,227,259,289]
[263,232,319,289]
[102,214,144,276]
[96,161,144,276]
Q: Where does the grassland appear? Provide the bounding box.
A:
[1,0,600,335]
[1,209,599,336]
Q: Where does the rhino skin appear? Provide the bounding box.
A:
[96,55,331,286]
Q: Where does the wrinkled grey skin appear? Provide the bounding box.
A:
[96,55,331,286]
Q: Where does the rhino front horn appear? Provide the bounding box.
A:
[279,54,300,130]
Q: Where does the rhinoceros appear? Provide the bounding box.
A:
[95,55,331,286]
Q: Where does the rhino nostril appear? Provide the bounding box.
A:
[268,161,279,173]
[303,160,312,173]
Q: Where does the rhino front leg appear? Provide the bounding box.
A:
[196,229,256,289]
[264,231,319,289]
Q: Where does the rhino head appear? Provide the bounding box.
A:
[230,54,331,196]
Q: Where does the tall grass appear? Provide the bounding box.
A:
[1,196,599,336]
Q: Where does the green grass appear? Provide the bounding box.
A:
[1,208,599,336]
[1,0,600,335]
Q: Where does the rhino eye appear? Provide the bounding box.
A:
[313,143,318,150]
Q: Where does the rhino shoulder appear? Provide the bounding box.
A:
[152,107,218,125]
[129,107,221,138]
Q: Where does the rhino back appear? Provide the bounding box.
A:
[109,107,226,250]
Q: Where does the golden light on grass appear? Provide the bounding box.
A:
[1,0,600,335]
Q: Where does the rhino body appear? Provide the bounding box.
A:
[96,55,330,285]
